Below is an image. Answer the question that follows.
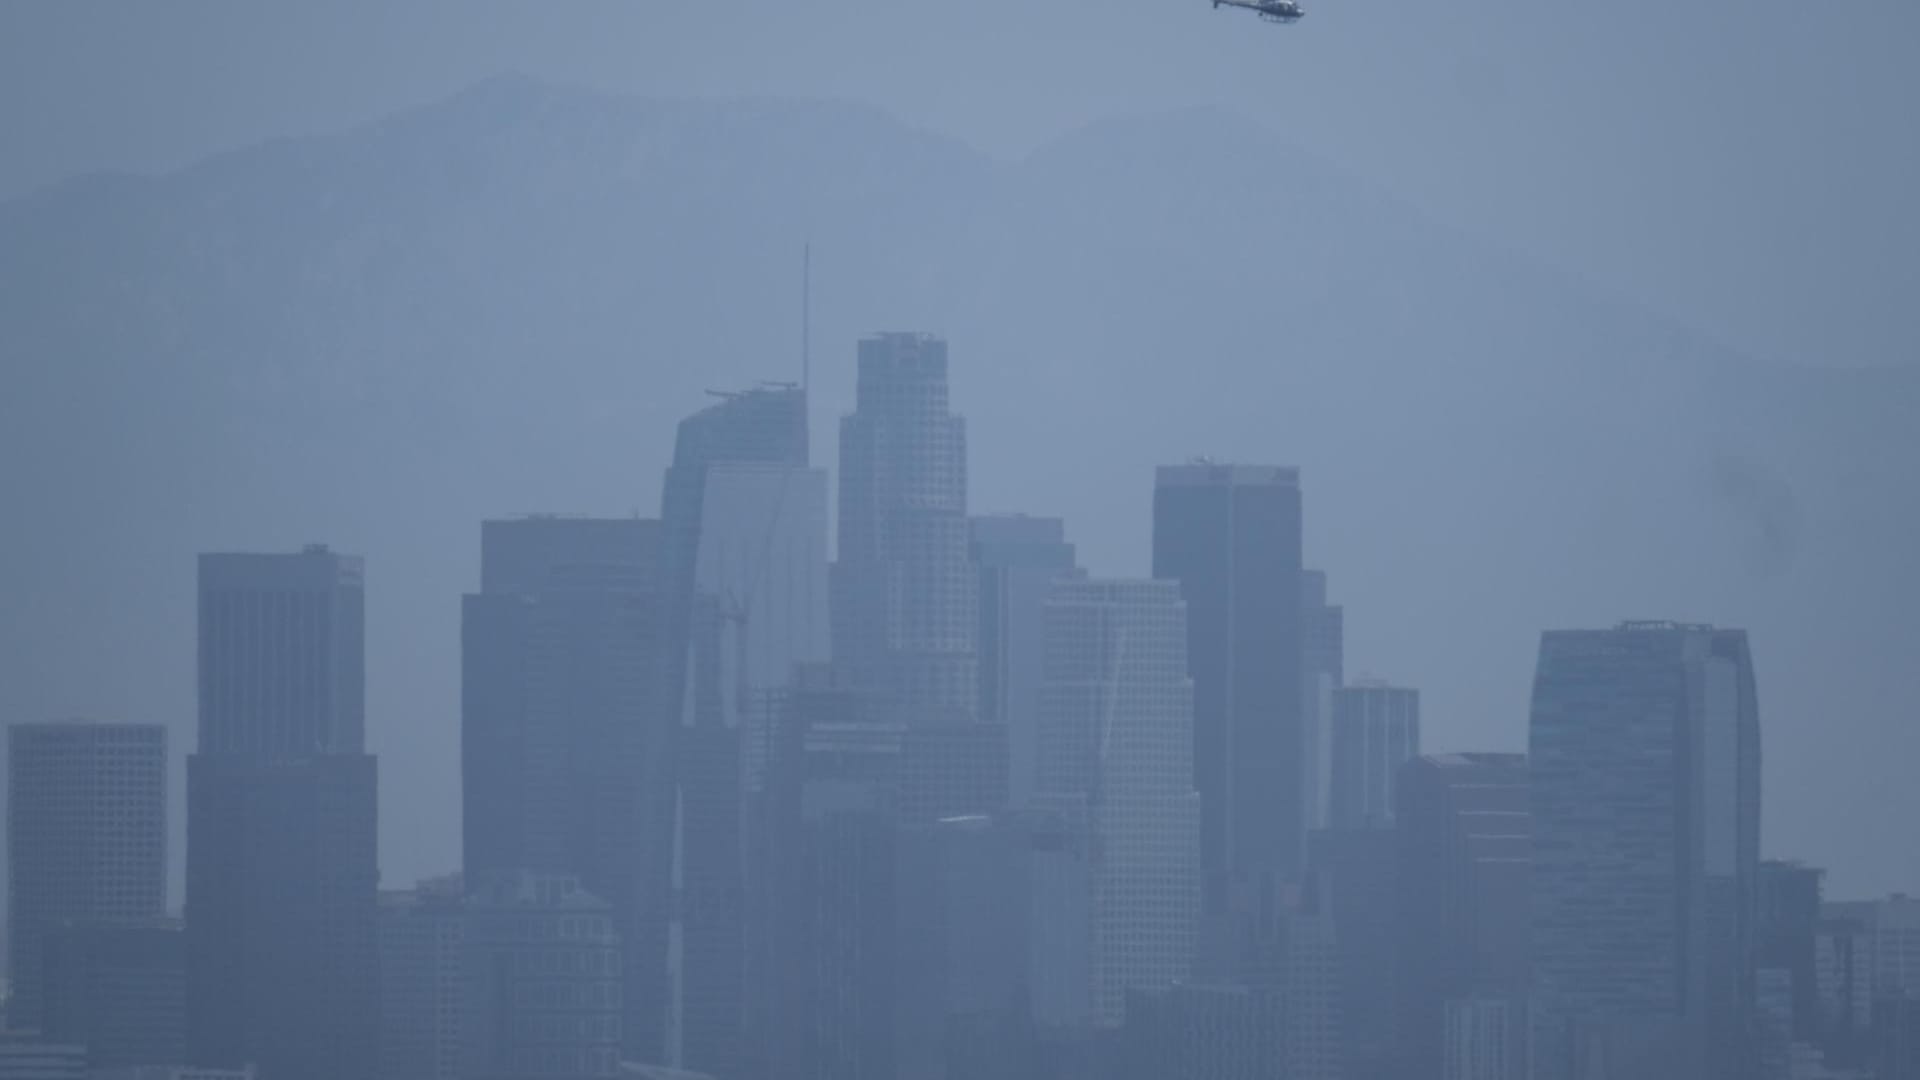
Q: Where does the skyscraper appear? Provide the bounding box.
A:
[1282,885,1344,1080]
[1037,578,1200,1027]
[1756,861,1824,1047]
[187,545,378,1080]
[972,514,1080,806]
[1300,570,1344,832]
[656,386,827,1076]
[1152,463,1305,903]
[1395,753,1530,1080]
[6,722,166,1032]
[670,595,748,1078]
[762,708,903,1080]
[1528,621,1761,1080]
[376,876,465,1080]
[833,333,976,725]
[460,516,673,1062]
[658,385,825,696]
[42,920,185,1071]
[460,874,623,1080]
[1328,682,1420,831]
[893,814,1036,1080]
[1308,826,1400,1080]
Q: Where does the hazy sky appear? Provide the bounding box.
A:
[2,0,1916,371]
[2,2,1916,901]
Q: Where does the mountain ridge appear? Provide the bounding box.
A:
[0,74,1912,897]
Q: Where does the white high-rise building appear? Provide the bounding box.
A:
[1036,578,1199,1026]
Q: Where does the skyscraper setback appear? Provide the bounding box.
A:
[1152,463,1307,903]
[186,545,378,1080]
[833,332,976,725]
[1528,621,1761,1080]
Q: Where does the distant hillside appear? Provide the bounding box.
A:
[1,73,1913,896]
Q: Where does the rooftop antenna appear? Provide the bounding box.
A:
[801,242,812,395]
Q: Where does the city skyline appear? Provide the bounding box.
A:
[0,64,1912,908]
[2,4,1913,1077]
[0,328,1899,1080]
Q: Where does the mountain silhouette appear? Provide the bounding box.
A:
[1,73,1912,895]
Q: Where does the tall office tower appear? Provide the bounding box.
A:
[187,547,378,1080]
[461,873,622,1080]
[1308,827,1399,1080]
[833,333,976,724]
[1328,682,1420,831]
[660,387,822,1078]
[1020,806,1096,1035]
[376,875,465,1080]
[1395,753,1531,1080]
[739,665,860,1080]
[762,714,902,1080]
[659,385,826,696]
[1757,862,1825,1046]
[6,722,166,1031]
[1037,578,1200,1027]
[461,517,674,1061]
[463,515,662,881]
[972,515,1080,806]
[1528,621,1761,1080]
[1152,463,1305,906]
[42,920,184,1069]
[894,815,1036,1080]
[1300,570,1344,831]
[669,596,748,1078]
[1282,887,1344,1080]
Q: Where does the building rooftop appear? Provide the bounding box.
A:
[1155,462,1299,487]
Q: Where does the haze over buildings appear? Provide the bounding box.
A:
[1,8,1916,1079]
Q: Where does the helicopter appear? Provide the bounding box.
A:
[1212,0,1304,23]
